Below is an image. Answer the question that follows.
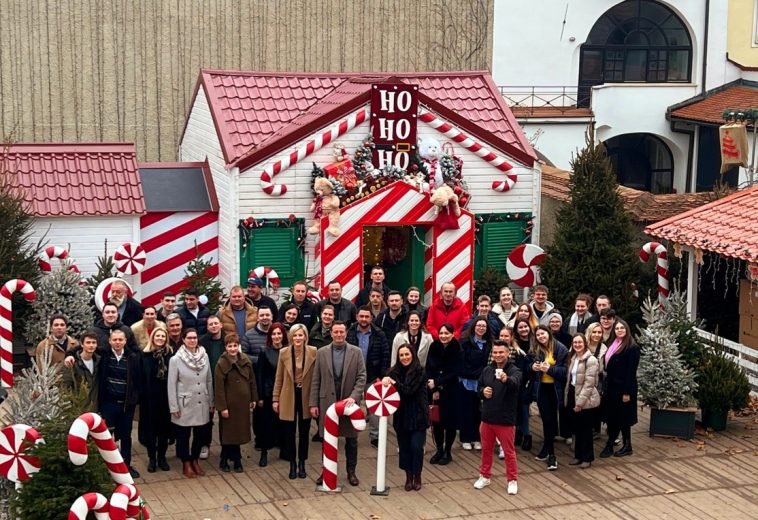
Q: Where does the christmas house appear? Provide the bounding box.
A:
[179,70,540,305]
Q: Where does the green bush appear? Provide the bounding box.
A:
[696,349,751,413]
[474,266,510,306]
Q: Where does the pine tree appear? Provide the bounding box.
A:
[658,288,708,371]
[25,261,94,344]
[540,138,641,322]
[183,246,225,314]
[474,266,511,304]
[85,243,117,293]
[637,296,698,409]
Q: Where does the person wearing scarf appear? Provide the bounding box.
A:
[384,343,428,491]
[459,317,493,451]
[562,294,594,336]
[139,328,174,473]
[600,319,640,458]
[168,328,214,478]
[511,319,535,451]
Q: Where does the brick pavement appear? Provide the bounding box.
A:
[135,408,758,520]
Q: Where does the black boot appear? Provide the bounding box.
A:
[614,442,633,457]
[404,470,413,491]
[599,441,615,458]
[521,434,532,451]
[147,457,157,473]
[288,461,297,479]
[259,450,268,467]
[514,430,523,447]
[429,449,444,464]
[438,449,452,465]
[297,460,307,478]
[220,458,230,472]
[157,453,170,471]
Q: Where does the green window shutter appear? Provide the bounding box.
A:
[480,220,525,272]
[242,226,304,288]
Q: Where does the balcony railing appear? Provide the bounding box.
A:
[498,85,592,114]
[696,327,758,393]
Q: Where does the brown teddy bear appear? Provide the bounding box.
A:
[429,184,461,231]
[307,176,342,237]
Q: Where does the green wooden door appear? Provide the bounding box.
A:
[240,224,305,289]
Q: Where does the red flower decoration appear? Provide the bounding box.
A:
[289,214,297,222]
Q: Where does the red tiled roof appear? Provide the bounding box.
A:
[192,70,536,170]
[669,84,758,125]
[645,185,758,262]
[1,143,145,217]
[541,165,714,223]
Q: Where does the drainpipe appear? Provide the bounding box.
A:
[701,0,710,93]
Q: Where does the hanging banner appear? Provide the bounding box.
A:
[371,83,419,170]
[719,123,749,173]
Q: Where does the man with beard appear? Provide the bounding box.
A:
[219,286,258,339]
[279,281,316,328]
[244,307,273,365]
[109,280,144,327]
[355,265,391,307]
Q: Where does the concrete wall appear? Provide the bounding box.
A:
[727,0,758,68]
[0,0,494,162]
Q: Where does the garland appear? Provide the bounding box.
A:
[239,215,306,252]
[474,213,534,244]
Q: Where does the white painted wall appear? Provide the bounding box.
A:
[179,86,238,290]
[521,120,591,170]
[29,215,140,288]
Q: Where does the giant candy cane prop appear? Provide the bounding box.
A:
[39,246,80,273]
[68,413,133,485]
[68,485,150,520]
[260,109,368,196]
[418,109,517,191]
[319,400,366,492]
[1,279,36,388]
[640,242,670,306]
[68,493,110,520]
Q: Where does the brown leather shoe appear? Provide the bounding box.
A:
[191,459,206,476]
[412,473,422,491]
[182,461,197,478]
[347,471,359,486]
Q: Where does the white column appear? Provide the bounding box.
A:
[686,249,699,318]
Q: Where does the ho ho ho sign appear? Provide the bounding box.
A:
[371,83,419,170]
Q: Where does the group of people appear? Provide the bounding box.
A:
[35,267,640,496]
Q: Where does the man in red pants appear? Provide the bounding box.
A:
[474,340,521,495]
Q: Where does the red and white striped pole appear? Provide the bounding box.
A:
[640,242,670,307]
[319,399,366,492]
[0,279,36,388]
[68,413,134,485]
[365,381,400,496]
[68,493,110,520]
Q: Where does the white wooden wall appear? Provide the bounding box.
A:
[179,85,239,290]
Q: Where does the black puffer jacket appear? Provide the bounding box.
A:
[478,361,521,425]
[346,323,389,383]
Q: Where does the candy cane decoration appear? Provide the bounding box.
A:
[640,242,670,305]
[252,266,281,289]
[0,424,43,484]
[418,109,517,191]
[113,242,147,275]
[320,400,366,491]
[68,413,133,485]
[68,493,110,520]
[1,279,36,388]
[260,108,368,196]
[39,246,80,273]
[110,483,150,520]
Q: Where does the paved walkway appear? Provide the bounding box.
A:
[136,408,758,519]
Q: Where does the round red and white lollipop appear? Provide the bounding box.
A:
[365,382,400,417]
[113,243,147,275]
[0,424,43,483]
[506,244,546,287]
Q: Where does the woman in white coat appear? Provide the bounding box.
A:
[168,328,214,478]
[392,311,433,367]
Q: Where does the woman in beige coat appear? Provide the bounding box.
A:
[564,334,601,468]
[273,324,317,479]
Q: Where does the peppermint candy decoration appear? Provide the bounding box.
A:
[506,244,546,287]
[1,279,36,388]
[260,108,368,196]
[39,246,80,273]
[113,242,147,275]
[0,424,43,483]
[418,109,517,191]
[365,382,400,417]
[252,266,280,289]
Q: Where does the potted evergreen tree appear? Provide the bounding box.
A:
[696,347,751,431]
[637,297,699,439]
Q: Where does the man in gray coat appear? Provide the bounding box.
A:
[309,321,367,487]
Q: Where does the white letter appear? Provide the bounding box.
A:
[379,90,395,113]
[396,91,412,112]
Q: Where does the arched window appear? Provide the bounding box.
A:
[578,0,692,106]
[604,133,674,194]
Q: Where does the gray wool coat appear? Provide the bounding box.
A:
[167,350,214,427]
[309,343,367,438]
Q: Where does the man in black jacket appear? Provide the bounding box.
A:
[93,303,139,353]
[109,280,144,327]
[355,265,391,307]
[373,290,406,346]
[474,340,521,494]
[177,287,210,335]
[347,306,389,447]
[96,329,142,479]
[315,281,357,328]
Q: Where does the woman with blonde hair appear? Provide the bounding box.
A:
[565,334,601,468]
[139,327,174,472]
[584,322,608,436]
[273,323,318,479]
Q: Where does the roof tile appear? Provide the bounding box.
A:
[670,85,758,124]
[1,143,145,217]
[200,70,532,166]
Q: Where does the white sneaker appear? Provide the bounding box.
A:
[473,442,482,450]
[473,475,491,489]
[199,446,210,460]
[565,437,573,446]
[462,442,473,451]
[498,446,505,460]
[507,480,518,495]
